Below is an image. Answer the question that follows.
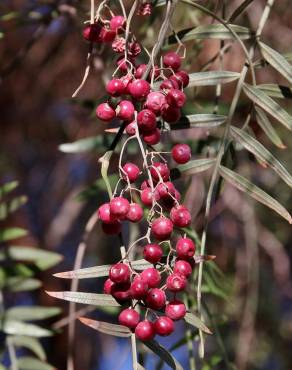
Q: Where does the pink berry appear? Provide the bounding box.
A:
[156,182,175,200]
[172,143,191,164]
[111,282,131,302]
[103,278,114,294]
[96,102,116,121]
[170,205,191,228]
[140,180,150,190]
[126,203,143,222]
[125,121,137,136]
[166,273,187,292]
[118,308,140,329]
[141,268,161,288]
[143,244,163,264]
[83,23,101,42]
[109,263,130,284]
[174,70,189,87]
[128,79,150,100]
[150,162,170,182]
[145,288,166,309]
[101,221,121,235]
[117,100,135,121]
[110,15,125,32]
[137,109,157,132]
[135,320,155,341]
[154,316,174,336]
[140,188,156,207]
[135,64,147,79]
[122,163,140,182]
[130,276,148,299]
[116,56,132,72]
[142,129,161,145]
[145,92,167,114]
[151,217,173,240]
[163,52,181,71]
[165,300,186,320]
[166,89,186,108]
[161,105,181,124]
[99,27,116,43]
[97,203,115,224]
[173,260,193,278]
[106,79,125,96]
[110,197,130,218]
[160,78,179,90]
[176,238,196,259]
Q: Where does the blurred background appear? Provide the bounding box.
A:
[0,0,291,369]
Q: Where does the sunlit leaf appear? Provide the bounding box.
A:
[259,42,292,84]
[59,135,106,153]
[0,196,27,220]
[5,306,61,321]
[187,71,240,87]
[144,340,184,370]
[171,158,215,180]
[46,291,120,306]
[257,84,292,99]
[243,84,292,130]
[17,357,54,370]
[2,320,53,337]
[230,126,292,187]
[172,114,226,130]
[78,317,131,337]
[10,336,46,361]
[184,312,212,334]
[0,227,27,242]
[255,107,286,149]
[219,165,292,223]
[0,181,18,199]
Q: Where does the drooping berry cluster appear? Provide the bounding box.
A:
[90,7,195,341]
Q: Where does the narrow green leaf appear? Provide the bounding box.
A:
[46,291,120,306]
[144,340,184,370]
[17,357,54,370]
[230,126,292,186]
[259,42,292,84]
[0,227,27,242]
[100,151,114,198]
[257,84,292,99]
[243,84,292,130]
[228,0,255,22]
[0,246,62,270]
[5,306,61,321]
[10,336,46,361]
[255,107,286,148]
[6,277,42,292]
[171,158,215,180]
[187,71,240,87]
[0,181,18,199]
[2,320,52,337]
[172,114,226,130]
[78,317,131,337]
[59,135,105,153]
[219,165,292,223]
[184,312,212,334]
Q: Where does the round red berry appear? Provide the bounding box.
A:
[128,79,150,100]
[137,109,157,132]
[110,197,130,218]
[166,89,186,108]
[110,15,125,32]
[135,64,147,79]
[150,162,170,182]
[122,163,140,182]
[125,121,137,136]
[111,282,131,302]
[141,268,161,288]
[109,263,130,284]
[174,70,189,87]
[135,320,155,341]
[156,182,175,200]
[170,205,191,228]
[106,79,125,96]
[98,203,115,224]
[154,316,174,336]
[151,217,173,240]
[145,288,166,309]
[145,92,167,114]
[172,143,191,164]
[142,128,161,145]
[140,188,156,207]
[176,238,196,259]
[99,27,116,43]
[126,203,143,222]
[101,220,121,235]
[130,276,148,299]
[117,100,135,121]
[161,105,181,124]
[165,300,186,320]
[143,244,163,264]
[173,260,193,278]
[163,52,181,71]
[83,23,101,42]
[160,78,179,90]
[166,273,187,292]
[96,102,116,121]
[118,308,140,329]
[103,278,114,294]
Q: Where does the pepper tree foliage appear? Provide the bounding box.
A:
[41,0,291,369]
[0,182,62,370]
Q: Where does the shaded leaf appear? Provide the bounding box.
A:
[17,357,54,370]
[219,165,292,223]
[0,227,27,242]
[257,84,292,99]
[230,126,292,186]
[46,291,120,306]
[5,306,61,321]
[259,42,292,84]
[228,0,255,22]
[0,181,18,199]
[78,317,131,337]
[171,158,215,180]
[187,71,240,87]
[6,277,42,292]
[172,114,226,130]
[255,107,286,149]
[2,320,53,337]
[184,312,212,334]
[10,336,46,361]
[59,135,105,153]
[0,196,27,220]
[144,339,184,370]
[243,84,292,130]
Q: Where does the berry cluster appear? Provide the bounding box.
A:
[89,6,196,342]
